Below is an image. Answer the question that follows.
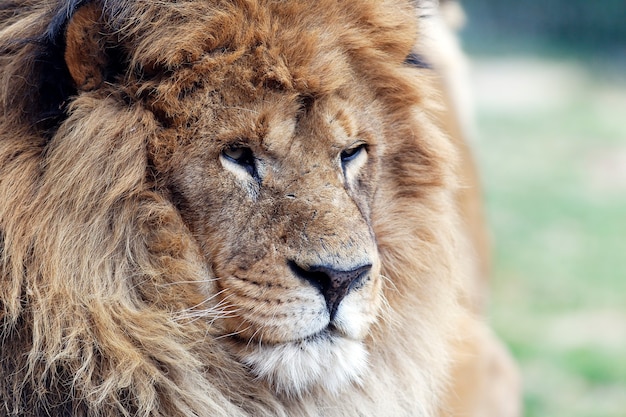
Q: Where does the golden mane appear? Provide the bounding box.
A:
[0,1,518,416]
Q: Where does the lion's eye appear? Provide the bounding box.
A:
[340,143,366,165]
[223,146,246,161]
[221,145,258,178]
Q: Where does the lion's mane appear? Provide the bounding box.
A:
[0,1,466,416]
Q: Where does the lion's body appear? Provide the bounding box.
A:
[0,1,517,416]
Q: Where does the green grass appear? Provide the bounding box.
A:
[471,56,626,417]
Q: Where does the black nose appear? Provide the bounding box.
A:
[288,261,372,320]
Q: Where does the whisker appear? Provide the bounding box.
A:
[158,278,218,287]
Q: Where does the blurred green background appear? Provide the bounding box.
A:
[459,1,626,416]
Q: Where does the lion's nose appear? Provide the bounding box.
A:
[288,261,372,320]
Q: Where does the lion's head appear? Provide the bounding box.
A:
[94,0,399,395]
[1,0,465,415]
[144,26,386,393]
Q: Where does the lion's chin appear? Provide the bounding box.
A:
[233,332,369,397]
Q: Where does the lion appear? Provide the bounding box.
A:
[0,1,519,416]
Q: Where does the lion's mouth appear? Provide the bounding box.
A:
[227,323,345,347]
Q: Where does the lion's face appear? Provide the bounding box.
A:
[148,56,385,394]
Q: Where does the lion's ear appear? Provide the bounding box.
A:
[64,2,119,91]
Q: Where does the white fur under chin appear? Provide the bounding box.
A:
[239,335,369,397]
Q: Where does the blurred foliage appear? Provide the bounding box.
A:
[459,2,626,416]
[471,58,626,417]
[461,0,626,57]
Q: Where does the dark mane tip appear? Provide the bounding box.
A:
[43,0,94,45]
[404,52,432,69]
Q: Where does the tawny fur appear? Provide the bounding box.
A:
[0,1,514,416]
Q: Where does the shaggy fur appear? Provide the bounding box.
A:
[0,1,511,416]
